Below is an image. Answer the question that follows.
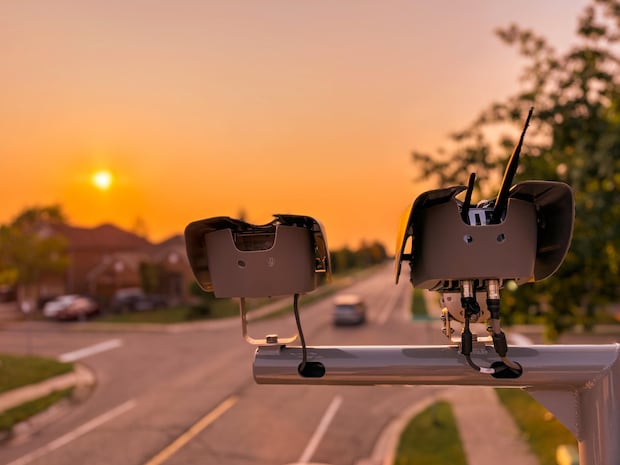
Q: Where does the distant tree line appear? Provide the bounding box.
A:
[329,241,389,275]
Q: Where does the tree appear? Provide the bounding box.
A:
[357,241,389,267]
[330,246,357,274]
[329,241,388,274]
[411,0,620,339]
[0,205,69,310]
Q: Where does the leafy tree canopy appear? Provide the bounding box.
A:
[411,0,620,339]
[0,205,68,288]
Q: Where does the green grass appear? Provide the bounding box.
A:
[394,401,467,465]
[411,288,429,319]
[0,388,73,432]
[0,354,73,393]
[0,354,75,434]
[495,388,577,465]
[98,300,240,324]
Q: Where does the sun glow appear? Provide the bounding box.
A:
[92,170,114,191]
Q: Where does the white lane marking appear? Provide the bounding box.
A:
[376,288,403,325]
[297,395,343,464]
[143,395,239,465]
[7,399,136,465]
[59,339,123,362]
[508,333,534,346]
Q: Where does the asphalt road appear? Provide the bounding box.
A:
[0,264,450,465]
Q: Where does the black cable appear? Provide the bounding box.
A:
[461,316,478,370]
[464,354,481,371]
[461,315,497,375]
[459,294,523,377]
[461,317,481,371]
[292,293,308,373]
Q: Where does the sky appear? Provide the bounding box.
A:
[0,0,591,251]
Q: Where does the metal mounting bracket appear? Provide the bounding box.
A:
[239,298,297,346]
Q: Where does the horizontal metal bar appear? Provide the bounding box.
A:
[253,344,620,389]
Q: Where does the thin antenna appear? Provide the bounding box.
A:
[461,172,476,224]
[490,107,534,224]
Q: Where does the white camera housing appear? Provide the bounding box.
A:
[185,214,330,298]
[395,180,574,291]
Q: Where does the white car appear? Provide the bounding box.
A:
[333,294,366,325]
[43,295,99,320]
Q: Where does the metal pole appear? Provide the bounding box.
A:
[254,343,620,465]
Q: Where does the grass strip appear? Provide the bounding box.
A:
[394,401,467,465]
[495,388,577,465]
[98,299,240,324]
[0,354,73,393]
[411,288,430,319]
[0,388,73,432]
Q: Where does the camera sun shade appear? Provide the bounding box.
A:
[395,180,574,290]
[185,214,331,298]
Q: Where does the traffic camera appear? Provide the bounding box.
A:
[395,108,575,376]
[185,214,330,346]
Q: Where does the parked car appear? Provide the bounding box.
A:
[43,295,100,321]
[111,288,166,312]
[333,294,366,325]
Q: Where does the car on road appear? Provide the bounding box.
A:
[333,294,366,325]
[43,295,100,321]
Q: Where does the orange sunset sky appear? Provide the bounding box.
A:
[1,0,589,250]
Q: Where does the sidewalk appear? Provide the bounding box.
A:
[446,386,538,465]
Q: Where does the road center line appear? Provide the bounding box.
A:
[143,395,239,465]
[7,399,136,465]
[59,338,123,362]
[297,395,343,464]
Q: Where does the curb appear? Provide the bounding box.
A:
[355,387,444,465]
[0,363,96,414]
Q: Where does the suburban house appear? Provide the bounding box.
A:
[44,223,193,308]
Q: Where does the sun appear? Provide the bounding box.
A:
[91,170,114,191]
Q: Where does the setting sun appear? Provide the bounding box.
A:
[92,170,114,191]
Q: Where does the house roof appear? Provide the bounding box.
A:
[51,222,189,271]
[52,223,152,251]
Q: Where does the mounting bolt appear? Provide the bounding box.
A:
[265,334,279,344]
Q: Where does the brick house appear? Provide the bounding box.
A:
[46,223,192,307]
